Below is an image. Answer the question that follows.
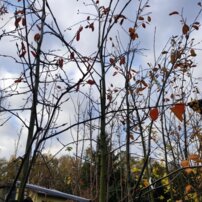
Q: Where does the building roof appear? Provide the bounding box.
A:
[0,182,91,202]
[23,183,91,202]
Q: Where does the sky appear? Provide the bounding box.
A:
[0,0,202,160]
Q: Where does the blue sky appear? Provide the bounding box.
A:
[0,0,202,159]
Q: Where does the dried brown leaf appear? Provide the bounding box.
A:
[169,11,179,16]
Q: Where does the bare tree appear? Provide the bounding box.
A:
[1,0,202,202]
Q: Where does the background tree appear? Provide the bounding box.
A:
[0,0,202,202]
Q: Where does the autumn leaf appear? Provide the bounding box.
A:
[57,58,64,68]
[129,27,135,33]
[21,42,26,51]
[76,32,80,41]
[193,22,200,25]
[76,26,83,41]
[169,11,179,16]
[107,93,112,101]
[89,23,94,32]
[129,134,134,140]
[130,32,138,40]
[14,77,23,83]
[114,14,126,23]
[188,99,202,114]
[136,87,146,93]
[143,179,149,187]
[147,16,151,22]
[119,56,125,65]
[188,154,200,161]
[190,49,197,57]
[185,184,192,194]
[170,103,185,122]
[170,53,177,64]
[70,52,75,60]
[87,79,96,85]
[113,89,119,93]
[149,108,159,121]
[22,18,26,26]
[129,27,138,40]
[138,16,144,20]
[131,167,140,173]
[19,50,26,58]
[182,23,189,35]
[15,10,24,15]
[103,7,110,15]
[34,33,41,42]
[15,17,21,28]
[161,51,168,54]
[120,18,124,25]
[31,51,37,57]
[66,146,72,151]
[192,25,199,30]
[181,160,189,168]
[109,57,115,65]
[142,23,146,28]
[192,21,200,30]
[185,168,194,175]
[195,159,202,163]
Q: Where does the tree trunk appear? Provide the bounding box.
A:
[17,1,46,201]
[99,71,108,202]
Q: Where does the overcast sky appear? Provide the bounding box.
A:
[0,0,202,160]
